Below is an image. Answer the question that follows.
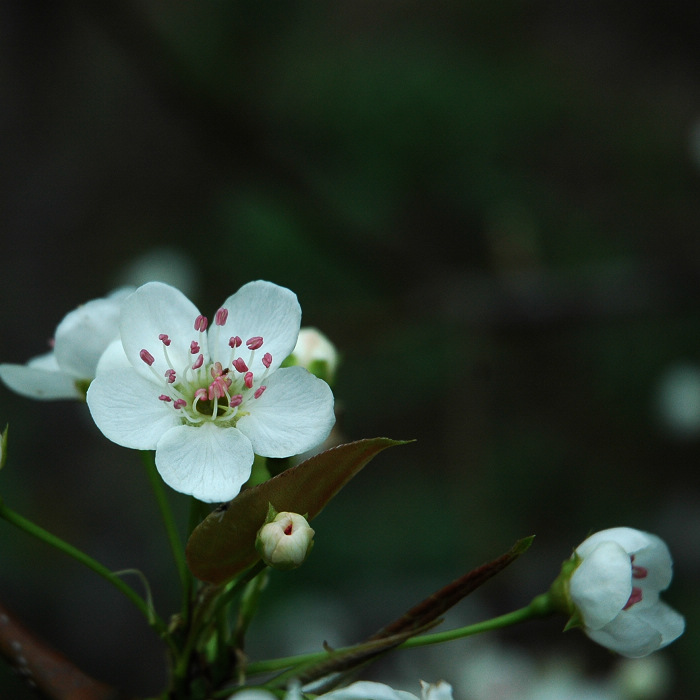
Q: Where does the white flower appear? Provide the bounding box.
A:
[228,680,452,700]
[0,289,132,400]
[86,281,335,503]
[568,527,685,657]
[256,511,315,570]
[289,328,339,384]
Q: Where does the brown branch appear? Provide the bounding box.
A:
[0,600,136,700]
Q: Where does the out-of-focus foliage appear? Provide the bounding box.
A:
[1,1,699,698]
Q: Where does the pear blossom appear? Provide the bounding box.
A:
[0,289,132,400]
[228,680,453,700]
[256,511,315,570]
[86,281,335,502]
[568,527,685,657]
[288,327,339,384]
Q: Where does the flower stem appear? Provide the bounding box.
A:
[140,450,191,616]
[0,500,175,649]
[243,594,555,677]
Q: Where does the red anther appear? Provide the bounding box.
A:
[230,394,243,407]
[194,388,207,401]
[190,341,200,354]
[194,315,208,332]
[244,371,254,389]
[284,522,293,536]
[229,335,242,348]
[215,308,229,326]
[632,565,648,579]
[159,394,172,402]
[623,587,643,610]
[140,349,155,366]
[173,399,187,409]
[246,336,264,350]
[192,354,204,370]
[164,369,176,384]
[254,385,267,399]
[210,362,224,378]
[233,358,248,373]
[159,334,171,346]
[262,352,272,368]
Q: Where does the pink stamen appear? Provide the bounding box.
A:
[632,565,648,579]
[190,341,200,354]
[233,358,248,373]
[246,336,264,350]
[254,385,267,399]
[623,587,643,610]
[159,334,171,346]
[159,394,172,402]
[192,354,204,370]
[284,522,293,536]
[194,388,207,401]
[194,315,208,332]
[164,369,176,384]
[262,352,272,368]
[140,349,155,366]
[229,336,242,348]
[244,371,254,389]
[215,308,229,326]
[230,394,243,407]
[173,399,187,409]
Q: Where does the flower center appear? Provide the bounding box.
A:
[623,555,648,610]
[139,308,272,427]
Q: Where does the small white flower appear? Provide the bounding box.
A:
[290,328,339,384]
[228,681,452,700]
[86,281,335,503]
[256,511,315,570]
[0,289,132,400]
[569,527,685,657]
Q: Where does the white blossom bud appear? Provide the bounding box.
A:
[289,328,339,384]
[255,511,315,570]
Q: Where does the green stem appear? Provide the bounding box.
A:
[140,450,191,616]
[0,500,175,650]
[244,594,555,677]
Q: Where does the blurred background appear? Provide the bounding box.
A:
[1,1,699,698]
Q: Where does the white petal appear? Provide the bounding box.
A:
[95,339,131,374]
[213,281,301,372]
[570,542,632,629]
[155,422,254,502]
[86,369,180,449]
[53,294,125,379]
[0,358,82,400]
[576,527,654,558]
[420,681,453,700]
[586,611,664,658]
[237,367,335,458]
[321,681,418,700]
[120,282,205,380]
[630,535,674,592]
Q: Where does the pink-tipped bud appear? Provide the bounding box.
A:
[233,358,248,373]
[246,336,264,350]
[255,511,315,571]
[194,315,208,332]
[140,349,155,366]
[262,352,272,368]
[215,308,229,326]
[159,334,171,346]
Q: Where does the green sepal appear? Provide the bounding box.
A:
[186,437,411,583]
[547,553,581,620]
[0,424,8,471]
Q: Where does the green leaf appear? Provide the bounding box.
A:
[186,438,411,583]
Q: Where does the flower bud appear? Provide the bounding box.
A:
[255,511,315,570]
[287,328,339,385]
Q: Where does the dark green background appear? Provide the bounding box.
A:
[1,2,699,698]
